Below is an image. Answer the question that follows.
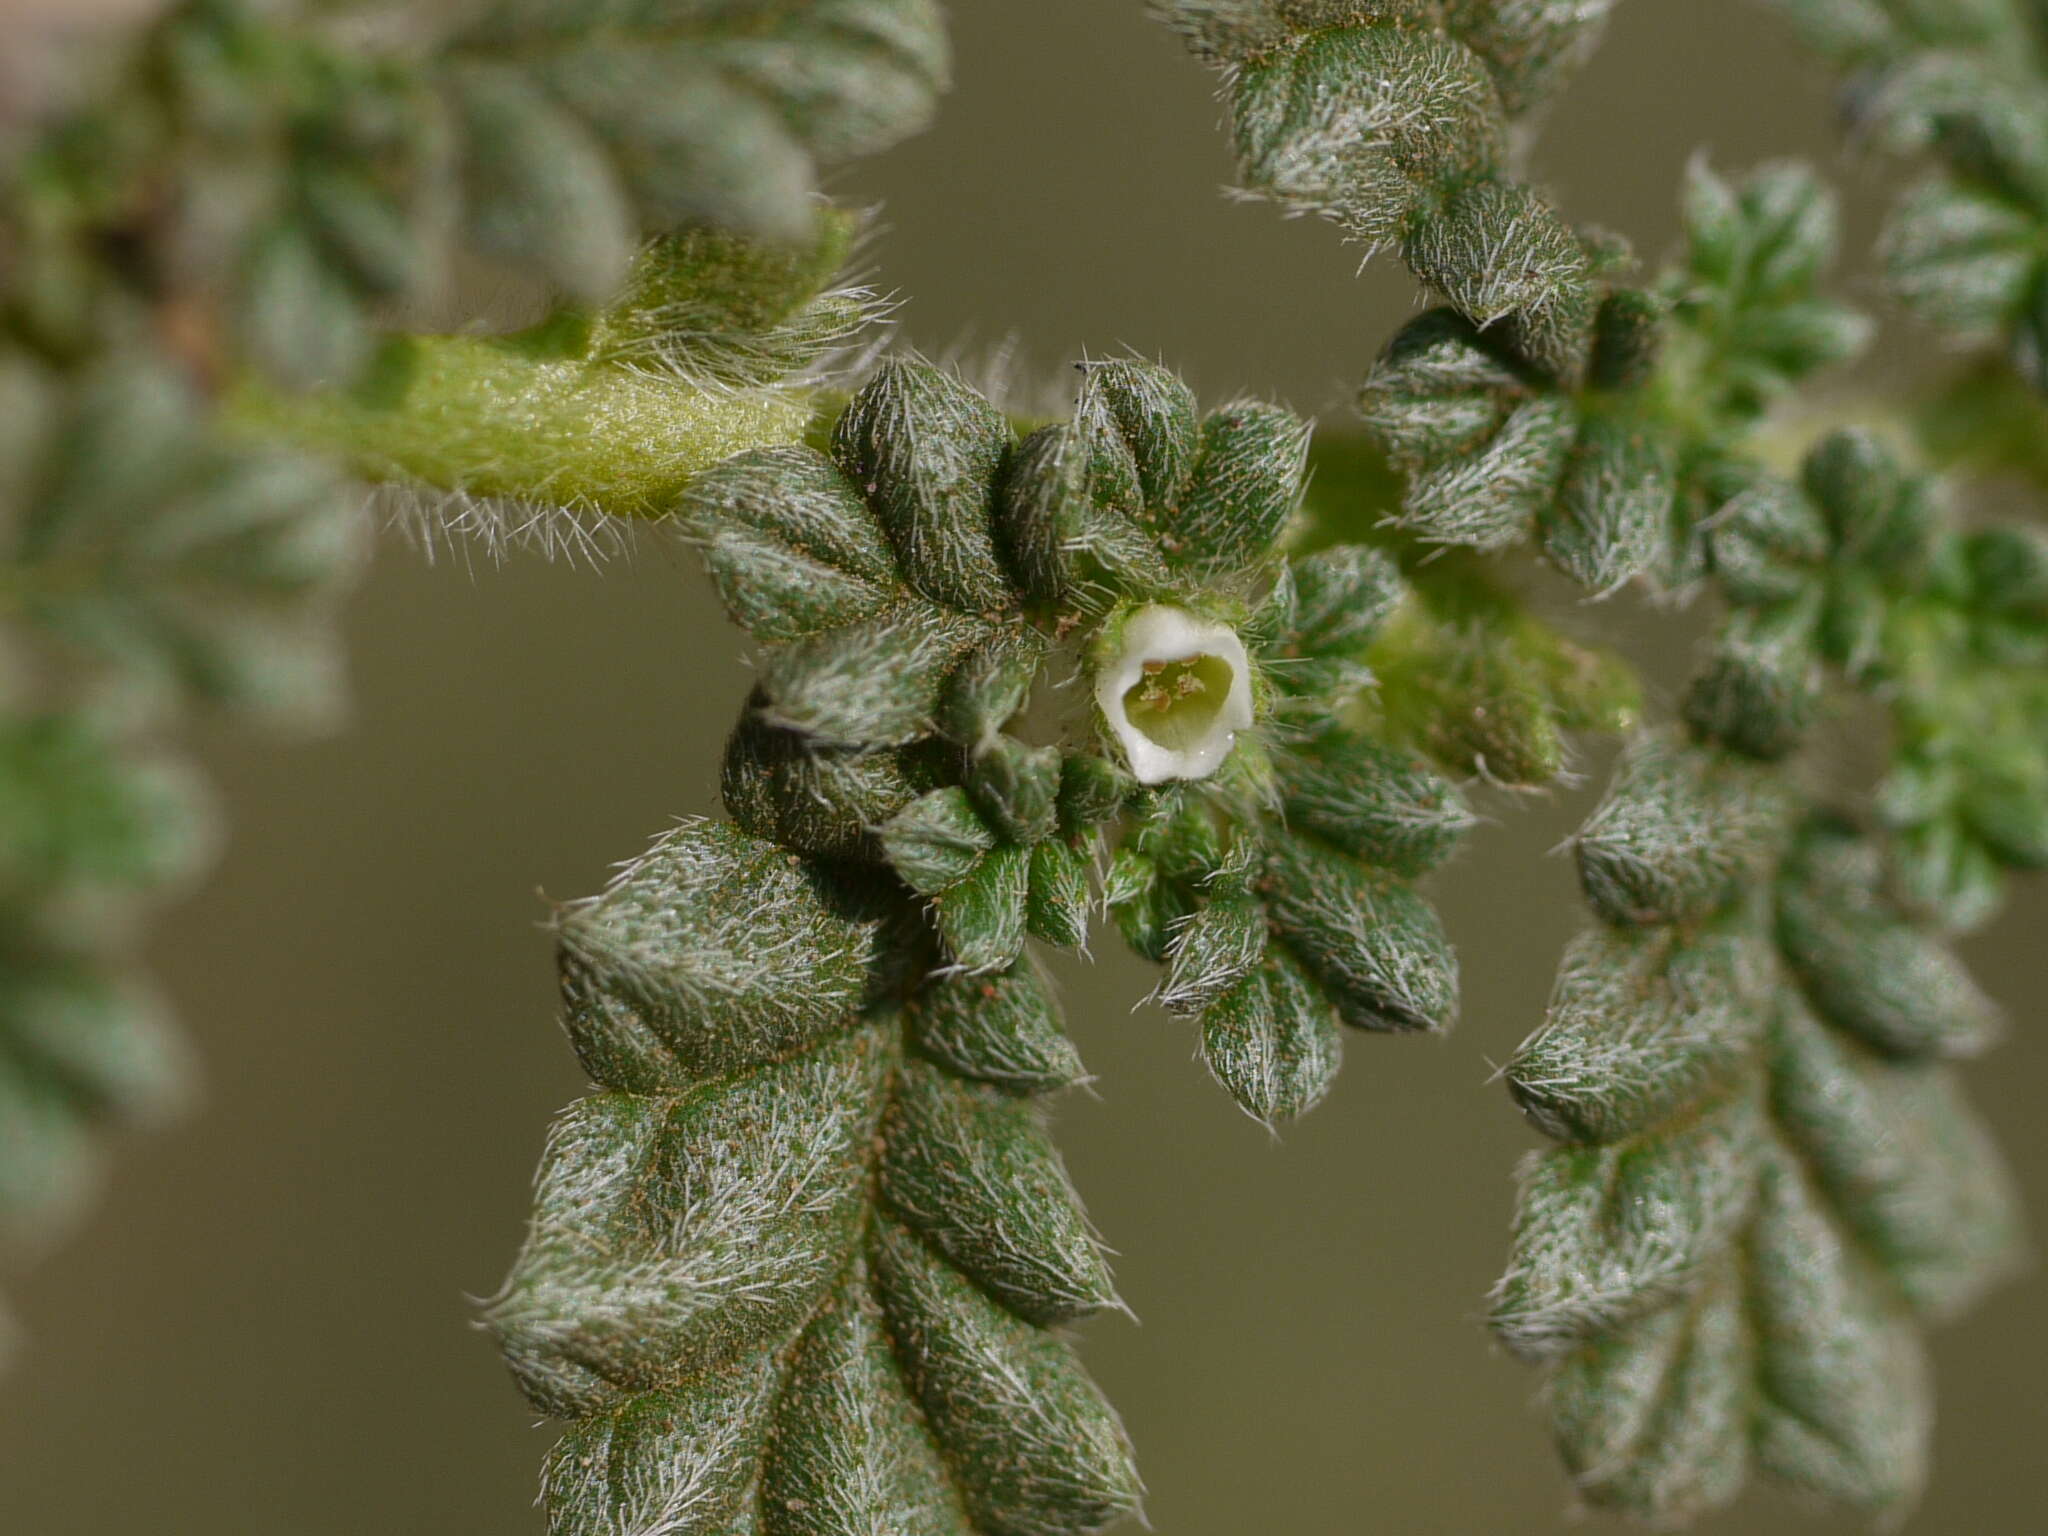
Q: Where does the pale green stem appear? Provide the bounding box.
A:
[223,317,817,517]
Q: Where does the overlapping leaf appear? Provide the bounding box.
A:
[488,821,1140,1536]
[1491,734,2022,1526]
[1698,430,2048,927]
[1157,0,1612,375]
[1358,162,1868,594]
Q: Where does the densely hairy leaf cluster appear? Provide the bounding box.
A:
[695,356,1473,1119]
[0,350,362,1335]
[1182,27,2043,1502]
[1469,213,2042,1521]
[1697,429,2048,927]
[486,821,1140,1536]
[1359,160,1868,594]
[4,0,947,389]
[1491,734,2021,1525]
[1158,0,1620,375]
[1769,0,2048,386]
[488,355,1490,1531]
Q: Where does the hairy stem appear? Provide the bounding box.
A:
[222,322,819,516]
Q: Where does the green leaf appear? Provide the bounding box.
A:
[1668,159,1872,420]
[1885,177,2046,344]
[541,1368,776,1536]
[1056,755,1131,838]
[1086,358,1201,513]
[1160,401,1310,574]
[1548,1263,1752,1526]
[14,362,364,725]
[965,737,1063,847]
[1682,601,1825,761]
[996,421,1169,615]
[869,1219,1142,1534]
[938,624,1049,748]
[1507,924,1767,1144]
[1495,778,2020,1523]
[237,222,376,392]
[36,0,946,398]
[906,962,1085,1091]
[761,1260,973,1535]
[1026,838,1094,950]
[1263,832,1458,1033]
[833,361,1018,615]
[1227,25,1504,245]
[0,954,190,1252]
[554,821,891,1089]
[1156,893,1267,1017]
[490,1026,894,1416]
[1272,730,1471,878]
[934,843,1032,974]
[1491,1096,1760,1362]
[1747,1155,1931,1511]
[754,603,987,748]
[1199,947,1343,1125]
[452,0,948,248]
[723,718,939,866]
[1539,411,1677,593]
[685,446,905,642]
[880,788,1000,899]
[499,819,1139,1536]
[1404,178,1596,376]
[0,715,215,907]
[1256,544,1405,704]
[1368,584,1640,785]
[1439,0,1621,116]
[881,1056,1119,1324]
[1776,823,2003,1059]
[447,61,639,302]
[1574,734,1789,926]
[1164,5,1602,358]
[1770,999,2023,1319]
[1704,471,1832,605]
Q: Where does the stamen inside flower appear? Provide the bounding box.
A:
[1096,605,1254,784]
[1122,653,1238,752]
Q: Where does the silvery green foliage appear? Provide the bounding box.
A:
[1768,0,2048,386]
[1113,721,1471,1123]
[1699,431,2048,927]
[0,349,361,1310]
[1481,250,2044,1518]
[501,355,1468,1530]
[695,355,1467,1114]
[1492,734,2021,1526]
[1359,300,1678,582]
[1156,1,1615,376]
[3,0,947,389]
[1359,160,1867,593]
[487,822,1140,1536]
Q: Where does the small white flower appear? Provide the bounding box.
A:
[1096,604,1254,785]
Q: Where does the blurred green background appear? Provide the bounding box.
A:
[4,4,2043,1532]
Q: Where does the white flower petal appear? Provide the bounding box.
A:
[1095,605,1254,785]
